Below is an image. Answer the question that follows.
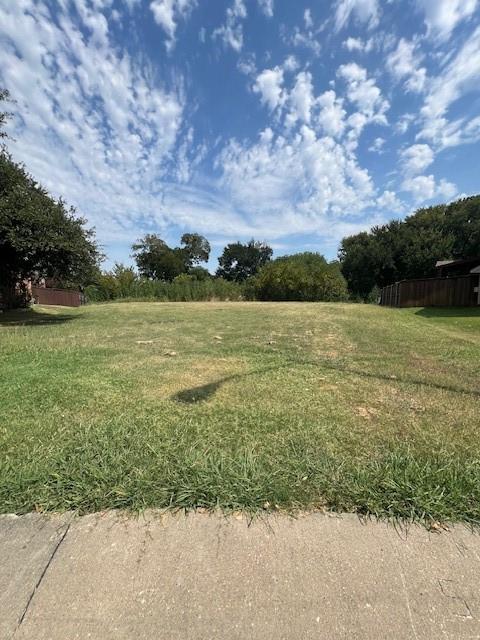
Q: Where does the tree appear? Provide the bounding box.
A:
[255,252,348,301]
[0,152,100,308]
[132,232,211,281]
[181,233,210,269]
[0,88,13,142]
[339,195,480,299]
[132,234,185,281]
[216,240,272,282]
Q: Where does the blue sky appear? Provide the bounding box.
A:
[1,0,479,270]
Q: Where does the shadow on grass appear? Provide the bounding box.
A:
[174,365,283,404]
[415,307,480,319]
[0,308,79,327]
[174,356,480,404]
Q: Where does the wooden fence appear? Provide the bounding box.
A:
[380,275,478,308]
[32,287,85,307]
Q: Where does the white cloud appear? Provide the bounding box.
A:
[376,190,405,213]
[0,0,212,244]
[335,0,379,32]
[237,54,257,76]
[257,0,274,18]
[402,175,457,203]
[286,71,315,126]
[343,37,374,53]
[150,0,197,51]
[419,26,480,148]
[213,0,247,52]
[386,38,426,93]
[304,8,313,29]
[337,63,389,120]
[253,67,285,110]
[316,91,346,138]
[400,143,434,175]
[368,137,385,153]
[417,0,478,40]
[217,125,376,238]
[283,55,299,72]
[396,113,415,135]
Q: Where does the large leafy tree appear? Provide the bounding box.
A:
[255,252,348,301]
[132,234,185,281]
[216,240,272,282]
[0,89,100,308]
[181,233,210,268]
[132,232,210,281]
[0,152,101,308]
[339,195,480,299]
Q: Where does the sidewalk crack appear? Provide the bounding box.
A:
[12,516,74,637]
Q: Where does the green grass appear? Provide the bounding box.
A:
[1,302,479,524]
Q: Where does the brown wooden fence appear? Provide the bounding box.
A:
[32,287,85,307]
[380,275,478,307]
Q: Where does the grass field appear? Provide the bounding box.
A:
[1,301,479,524]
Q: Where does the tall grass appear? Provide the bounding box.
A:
[85,278,245,303]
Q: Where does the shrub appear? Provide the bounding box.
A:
[255,253,349,302]
[86,277,244,303]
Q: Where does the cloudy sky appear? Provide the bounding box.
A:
[0,0,479,268]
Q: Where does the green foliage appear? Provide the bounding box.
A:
[255,253,349,302]
[85,275,244,303]
[0,88,13,141]
[132,232,210,281]
[216,239,272,282]
[0,151,100,308]
[181,233,211,268]
[339,195,480,299]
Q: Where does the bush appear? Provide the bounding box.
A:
[85,277,244,303]
[255,253,349,302]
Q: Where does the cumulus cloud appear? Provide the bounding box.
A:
[217,125,376,238]
[215,62,395,240]
[213,0,247,52]
[376,190,405,213]
[368,137,385,153]
[402,175,457,203]
[337,63,389,121]
[257,0,274,18]
[417,0,478,40]
[253,67,285,110]
[286,71,315,126]
[334,0,379,32]
[316,91,347,138]
[386,39,426,93]
[343,37,374,53]
[400,144,434,175]
[150,0,197,51]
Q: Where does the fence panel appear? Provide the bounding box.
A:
[32,287,84,307]
[380,275,477,308]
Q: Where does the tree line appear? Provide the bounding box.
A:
[339,196,480,300]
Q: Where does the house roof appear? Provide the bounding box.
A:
[435,257,480,269]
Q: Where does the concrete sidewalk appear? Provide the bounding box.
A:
[1,511,480,639]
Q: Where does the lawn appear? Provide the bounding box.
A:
[1,301,479,524]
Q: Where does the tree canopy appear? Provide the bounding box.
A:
[255,252,348,301]
[216,240,272,282]
[132,232,210,281]
[0,151,101,308]
[0,89,12,142]
[339,196,480,299]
